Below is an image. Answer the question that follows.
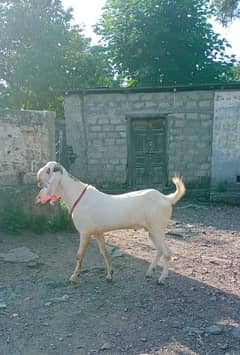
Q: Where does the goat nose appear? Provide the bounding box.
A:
[35,194,40,204]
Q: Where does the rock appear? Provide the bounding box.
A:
[231,328,240,337]
[107,245,124,257]
[100,342,112,351]
[11,313,18,318]
[220,344,228,350]
[27,261,42,268]
[0,247,38,263]
[49,295,69,303]
[210,296,217,302]
[183,326,204,335]
[167,228,190,238]
[205,325,223,335]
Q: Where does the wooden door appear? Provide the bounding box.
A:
[128,118,167,189]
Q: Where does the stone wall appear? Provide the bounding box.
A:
[0,110,55,186]
[211,91,240,188]
[64,89,213,190]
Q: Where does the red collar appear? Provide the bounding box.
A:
[69,184,88,219]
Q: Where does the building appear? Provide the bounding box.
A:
[64,83,240,200]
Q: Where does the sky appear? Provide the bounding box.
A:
[62,0,240,60]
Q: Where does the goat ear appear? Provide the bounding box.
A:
[53,164,63,174]
[47,171,61,195]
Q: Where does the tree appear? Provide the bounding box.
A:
[0,0,115,115]
[96,0,236,86]
[211,0,240,25]
[232,63,240,79]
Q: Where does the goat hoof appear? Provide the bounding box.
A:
[106,274,113,282]
[158,278,166,286]
[69,275,77,283]
[145,270,154,278]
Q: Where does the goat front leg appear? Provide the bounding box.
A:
[69,233,90,283]
[96,234,113,281]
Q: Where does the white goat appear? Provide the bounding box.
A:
[35,161,185,284]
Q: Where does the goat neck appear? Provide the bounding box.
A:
[57,173,87,210]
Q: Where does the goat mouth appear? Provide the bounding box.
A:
[35,195,42,204]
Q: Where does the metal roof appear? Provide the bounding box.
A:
[65,82,240,96]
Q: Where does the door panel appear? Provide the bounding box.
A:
[129,118,167,189]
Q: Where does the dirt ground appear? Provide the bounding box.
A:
[0,202,240,355]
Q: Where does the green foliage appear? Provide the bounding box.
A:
[211,0,240,25]
[1,202,31,234]
[47,200,74,233]
[0,193,74,235]
[232,64,240,80]
[0,0,115,115]
[96,0,237,86]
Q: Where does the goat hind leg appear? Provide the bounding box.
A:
[69,234,90,283]
[158,241,172,284]
[146,233,163,278]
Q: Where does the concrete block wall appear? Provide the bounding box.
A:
[211,91,240,188]
[65,89,213,189]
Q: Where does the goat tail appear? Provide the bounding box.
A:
[166,176,186,205]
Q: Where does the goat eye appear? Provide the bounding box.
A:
[46,168,51,175]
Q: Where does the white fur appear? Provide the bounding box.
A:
[36,161,186,284]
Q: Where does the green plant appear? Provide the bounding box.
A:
[48,201,75,233]
[0,192,74,235]
[216,181,228,192]
[0,202,31,234]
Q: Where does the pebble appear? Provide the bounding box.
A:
[27,261,41,268]
[100,342,112,351]
[11,313,18,318]
[107,245,124,257]
[205,325,223,335]
[44,295,70,307]
[0,302,7,309]
[183,326,204,335]
[209,296,217,301]
[219,343,228,350]
[49,294,69,303]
